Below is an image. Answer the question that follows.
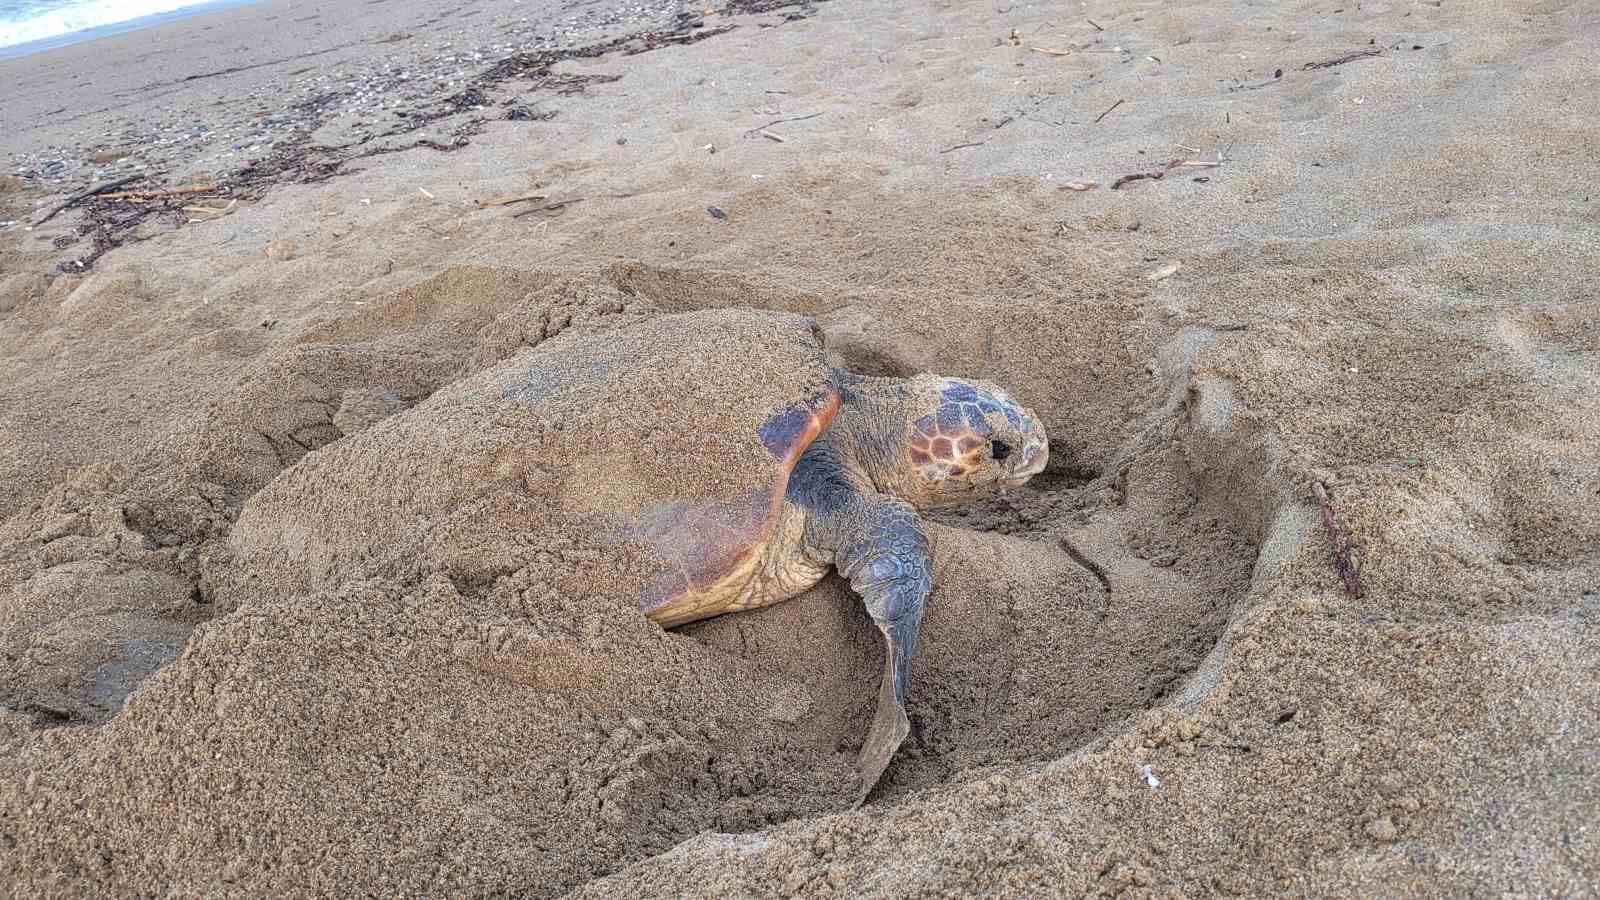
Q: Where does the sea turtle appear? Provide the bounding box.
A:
[634,359,1049,792]
[226,304,1048,793]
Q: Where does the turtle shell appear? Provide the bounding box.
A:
[226,307,840,616]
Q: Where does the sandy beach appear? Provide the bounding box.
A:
[2,0,1598,895]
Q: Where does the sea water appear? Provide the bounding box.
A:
[0,0,255,56]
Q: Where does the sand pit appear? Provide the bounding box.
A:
[2,0,1598,895]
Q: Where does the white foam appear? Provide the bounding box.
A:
[0,0,213,49]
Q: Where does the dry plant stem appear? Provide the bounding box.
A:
[745,112,821,135]
[32,175,145,226]
[1093,98,1125,123]
[477,194,547,208]
[101,183,218,201]
[1303,48,1382,70]
[1313,481,1366,599]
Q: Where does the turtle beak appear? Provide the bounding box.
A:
[998,436,1048,489]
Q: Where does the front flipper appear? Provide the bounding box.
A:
[833,500,931,802]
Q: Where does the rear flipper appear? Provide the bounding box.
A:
[833,500,931,802]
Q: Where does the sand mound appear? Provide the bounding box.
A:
[0,268,1270,894]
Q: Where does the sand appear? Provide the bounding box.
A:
[2,0,1598,895]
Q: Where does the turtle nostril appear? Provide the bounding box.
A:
[990,440,1012,460]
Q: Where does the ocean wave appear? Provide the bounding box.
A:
[0,0,214,48]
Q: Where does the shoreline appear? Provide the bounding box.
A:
[0,0,710,191]
[0,0,760,272]
[0,0,262,61]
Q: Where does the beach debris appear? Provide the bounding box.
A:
[1087,18,1104,31]
[1063,181,1098,191]
[704,143,718,154]
[1092,99,1126,124]
[182,199,238,222]
[1030,46,1073,56]
[100,182,218,202]
[31,175,145,227]
[1113,155,1228,190]
[17,14,767,275]
[511,197,587,218]
[1313,481,1366,599]
[477,193,547,208]
[939,142,986,154]
[1231,69,1284,92]
[1111,171,1164,190]
[417,188,435,199]
[707,205,728,220]
[504,105,557,122]
[1139,764,1161,789]
[1147,262,1182,282]
[743,112,821,139]
[1302,48,1382,70]
[264,240,298,261]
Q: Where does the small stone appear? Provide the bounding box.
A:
[264,240,297,260]
[1366,817,1399,842]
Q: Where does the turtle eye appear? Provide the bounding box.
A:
[990,440,1012,460]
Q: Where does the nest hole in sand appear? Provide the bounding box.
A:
[652,286,1265,804]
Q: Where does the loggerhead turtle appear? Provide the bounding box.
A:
[225,305,1048,794]
[626,332,1049,793]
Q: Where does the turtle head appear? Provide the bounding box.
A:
[887,375,1049,508]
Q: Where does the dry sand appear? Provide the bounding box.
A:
[2,0,1599,895]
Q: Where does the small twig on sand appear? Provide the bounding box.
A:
[1086,18,1104,31]
[31,175,145,226]
[511,197,586,218]
[1313,481,1366,599]
[1030,46,1072,56]
[100,182,217,201]
[1111,171,1164,189]
[476,193,547,208]
[939,141,987,154]
[1093,98,1125,123]
[1302,48,1381,70]
[744,112,821,136]
[758,129,786,142]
